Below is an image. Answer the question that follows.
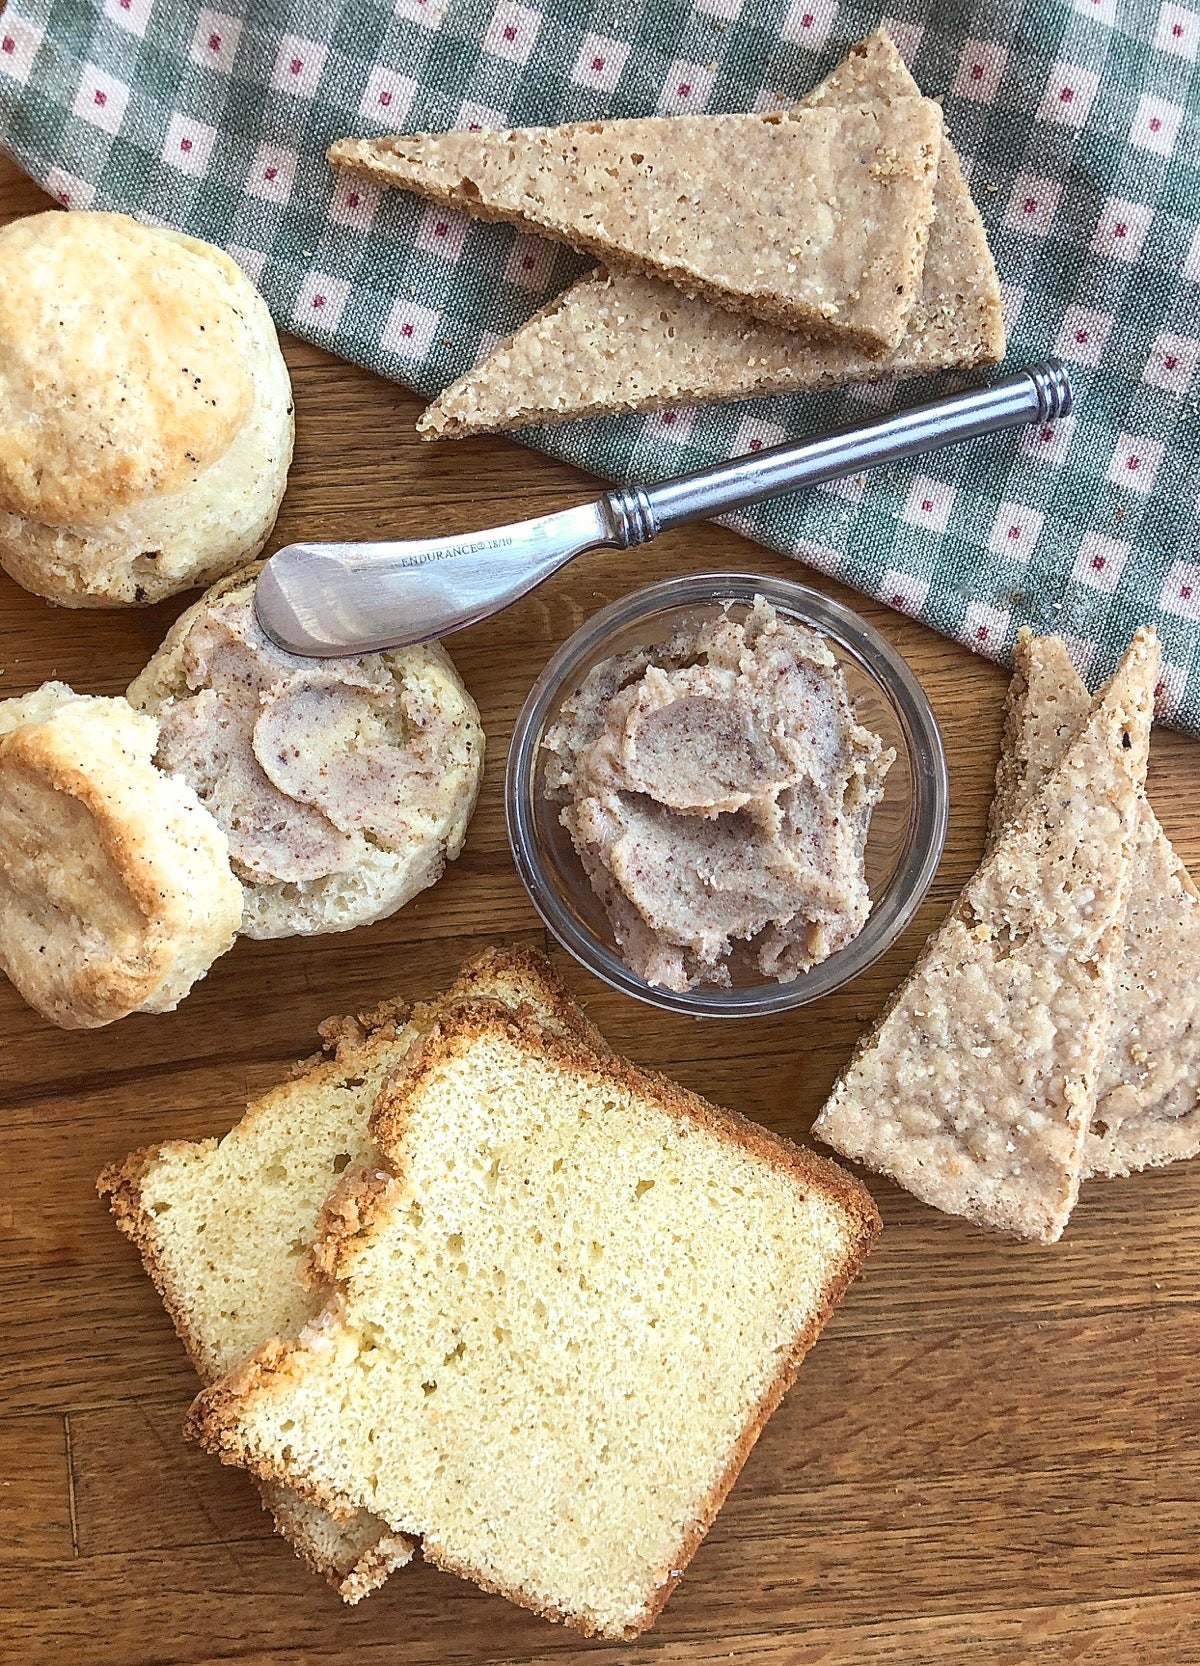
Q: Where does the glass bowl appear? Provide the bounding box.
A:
[506,573,948,1018]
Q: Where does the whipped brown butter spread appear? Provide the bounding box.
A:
[155,594,461,883]
[543,599,894,992]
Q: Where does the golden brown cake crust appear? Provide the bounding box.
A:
[99,945,602,1597]
[0,211,253,525]
[431,941,609,1053]
[186,1001,879,1637]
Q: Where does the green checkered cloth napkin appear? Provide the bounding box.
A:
[2,1,1199,728]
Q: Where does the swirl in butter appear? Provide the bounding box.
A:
[154,594,467,885]
[543,599,894,992]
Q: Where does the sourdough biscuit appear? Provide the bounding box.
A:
[0,211,293,607]
[127,566,484,938]
[0,684,242,1027]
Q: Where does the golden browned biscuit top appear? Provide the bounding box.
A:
[0,211,256,526]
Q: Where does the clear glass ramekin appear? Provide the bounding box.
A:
[506,573,948,1018]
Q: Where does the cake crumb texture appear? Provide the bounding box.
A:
[98,944,598,1599]
[188,1003,878,1637]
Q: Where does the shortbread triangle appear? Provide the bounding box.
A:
[330,95,942,351]
[419,32,1004,438]
[990,630,1200,1180]
[813,629,1159,1244]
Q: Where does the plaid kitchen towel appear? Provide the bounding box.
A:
[1,0,1200,726]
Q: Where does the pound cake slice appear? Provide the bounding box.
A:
[420,31,1004,438]
[990,632,1200,1180]
[813,629,1159,1243]
[99,945,600,1601]
[188,1003,880,1638]
[329,98,942,350]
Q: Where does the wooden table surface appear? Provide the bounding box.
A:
[4,151,1200,1666]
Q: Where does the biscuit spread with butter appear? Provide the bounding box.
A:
[154,594,465,885]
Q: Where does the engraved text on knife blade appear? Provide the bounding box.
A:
[351,534,515,570]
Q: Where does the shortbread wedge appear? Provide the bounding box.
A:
[989,631,1200,1180]
[188,1003,879,1639]
[813,629,1159,1244]
[330,98,942,351]
[420,31,1004,438]
[98,945,600,1601]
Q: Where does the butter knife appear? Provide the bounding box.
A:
[255,360,1072,657]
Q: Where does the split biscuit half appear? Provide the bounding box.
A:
[0,684,243,1027]
[127,565,485,939]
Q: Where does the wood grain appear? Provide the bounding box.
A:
[2,153,1200,1666]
